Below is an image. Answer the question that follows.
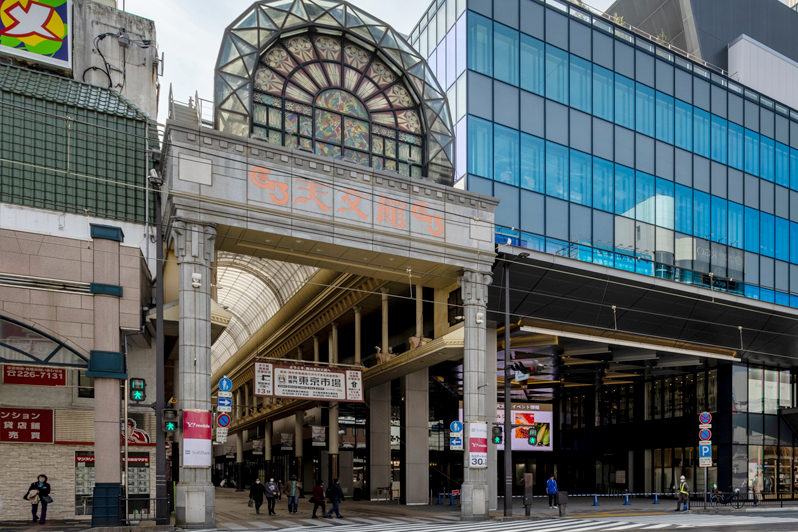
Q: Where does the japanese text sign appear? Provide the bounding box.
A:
[0,408,54,443]
[182,410,212,467]
[3,365,65,386]
[253,361,364,403]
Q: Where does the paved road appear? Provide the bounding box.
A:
[212,512,798,531]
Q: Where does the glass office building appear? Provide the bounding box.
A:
[411,0,798,499]
[410,0,798,306]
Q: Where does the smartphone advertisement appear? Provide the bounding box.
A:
[496,403,553,452]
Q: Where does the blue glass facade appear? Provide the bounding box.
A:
[411,0,798,309]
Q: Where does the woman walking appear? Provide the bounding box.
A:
[24,474,51,524]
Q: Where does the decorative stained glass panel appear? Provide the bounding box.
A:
[385,84,413,108]
[314,36,341,60]
[372,112,396,127]
[315,141,341,158]
[356,78,378,100]
[398,162,410,176]
[344,43,369,70]
[411,166,421,178]
[286,35,315,62]
[285,113,298,133]
[385,159,397,171]
[398,143,410,162]
[305,63,328,89]
[315,110,342,143]
[299,137,312,150]
[291,69,318,93]
[268,108,282,128]
[253,104,269,125]
[265,47,296,75]
[286,135,298,148]
[411,146,422,163]
[254,68,284,94]
[396,110,421,133]
[344,67,360,91]
[372,157,384,170]
[372,136,384,155]
[258,94,281,106]
[368,60,395,86]
[254,125,268,137]
[385,139,396,158]
[268,130,282,145]
[299,115,312,136]
[344,149,370,166]
[316,89,368,118]
[344,118,369,150]
[366,94,390,111]
[286,83,313,103]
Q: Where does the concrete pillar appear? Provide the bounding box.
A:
[401,368,429,504]
[295,412,304,484]
[313,335,320,362]
[353,307,361,365]
[459,270,492,520]
[264,421,273,479]
[235,431,244,492]
[173,220,216,528]
[486,326,498,511]
[369,289,391,499]
[329,323,339,479]
[297,346,302,360]
[92,236,122,490]
[243,383,250,417]
[235,388,241,421]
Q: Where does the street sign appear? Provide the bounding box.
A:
[699,423,712,429]
[515,370,530,382]
[219,376,233,392]
[450,437,463,450]
[217,397,232,408]
[699,412,712,424]
[450,421,463,433]
[217,413,231,427]
[216,406,231,413]
[216,427,228,443]
[699,456,711,467]
[699,429,712,441]
[218,391,232,398]
[699,443,711,458]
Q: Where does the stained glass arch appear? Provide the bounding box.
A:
[214,0,454,184]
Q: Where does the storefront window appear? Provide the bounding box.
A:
[779,446,792,497]
[664,378,673,419]
[732,445,748,493]
[765,369,779,414]
[750,367,764,414]
[697,372,706,413]
[78,370,94,398]
[654,380,662,419]
[674,376,684,417]
[733,366,748,412]
[733,413,748,443]
[781,370,793,409]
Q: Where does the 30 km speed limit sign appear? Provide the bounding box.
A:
[468,421,488,469]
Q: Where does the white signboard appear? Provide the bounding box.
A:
[183,411,212,467]
[699,456,712,467]
[215,427,228,443]
[253,361,363,402]
[468,422,488,469]
[218,391,233,398]
[281,432,294,450]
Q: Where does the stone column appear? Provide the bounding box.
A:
[313,335,320,362]
[353,307,361,365]
[368,289,391,500]
[235,431,244,492]
[173,220,216,528]
[264,421,273,479]
[235,389,241,421]
[329,323,339,479]
[89,226,123,527]
[459,270,492,520]
[401,368,429,504]
[486,326,498,512]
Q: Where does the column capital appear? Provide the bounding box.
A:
[331,322,338,329]
[353,306,362,314]
[458,270,493,307]
[380,287,390,295]
[171,218,217,265]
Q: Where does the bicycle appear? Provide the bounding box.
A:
[710,483,745,509]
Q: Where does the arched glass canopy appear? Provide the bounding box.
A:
[214,0,455,184]
[212,252,317,374]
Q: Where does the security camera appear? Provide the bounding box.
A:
[476,312,484,324]
[191,273,201,288]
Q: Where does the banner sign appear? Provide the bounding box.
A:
[312,425,326,447]
[183,410,212,467]
[0,407,53,443]
[0,0,72,70]
[496,403,554,452]
[3,365,65,386]
[253,361,364,403]
[280,432,293,450]
[468,421,487,469]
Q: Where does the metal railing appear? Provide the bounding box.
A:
[119,496,170,525]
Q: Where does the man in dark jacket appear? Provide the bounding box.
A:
[249,478,266,514]
[264,478,279,515]
[324,477,345,519]
[24,474,51,524]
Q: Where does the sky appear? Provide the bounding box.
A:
[122,0,615,120]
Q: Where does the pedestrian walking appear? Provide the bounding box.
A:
[24,474,51,524]
[675,475,690,512]
[353,473,364,501]
[325,477,345,519]
[249,478,266,514]
[265,477,278,515]
[311,479,326,518]
[283,474,301,513]
[546,474,558,509]
[277,479,284,501]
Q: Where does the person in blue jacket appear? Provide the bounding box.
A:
[546,474,558,509]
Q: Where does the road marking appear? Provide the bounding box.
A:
[218,523,248,530]
[641,525,672,530]
[247,522,277,529]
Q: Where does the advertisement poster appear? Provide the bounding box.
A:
[0,407,53,443]
[3,365,65,386]
[253,361,363,402]
[183,410,212,467]
[0,0,72,70]
[312,426,326,447]
[496,403,554,452]
[468,421,488,468]
[281,432,294,450]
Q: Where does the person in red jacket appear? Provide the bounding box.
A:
[311,479,326,518]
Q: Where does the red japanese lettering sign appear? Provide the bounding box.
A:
[0,408,54,443]
[3,365,66,386]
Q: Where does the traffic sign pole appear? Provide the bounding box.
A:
[699,412,713,509]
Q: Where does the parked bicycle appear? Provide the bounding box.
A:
[710,481,745,509]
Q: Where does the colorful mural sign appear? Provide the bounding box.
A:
[0,0,72,70]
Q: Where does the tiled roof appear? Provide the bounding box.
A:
[0,63,149,120]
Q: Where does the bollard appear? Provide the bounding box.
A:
[593,494,598,506]
[450,493,454,506]
[437,492,441,505]
[624,493,629,505]
[653,493,659,504]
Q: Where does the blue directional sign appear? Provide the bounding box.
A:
[699,444,711,458]
[219,376,233,392]
[217,397,232,408]
[450,421,463,433]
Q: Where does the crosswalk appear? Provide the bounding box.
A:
[215,513,798,531]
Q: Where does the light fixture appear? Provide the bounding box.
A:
[191,273,202,288]
[148,168,163,188]
[518,252,530,259]
[476,312,484,324]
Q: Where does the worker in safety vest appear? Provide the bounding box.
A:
[675,475,689,512]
